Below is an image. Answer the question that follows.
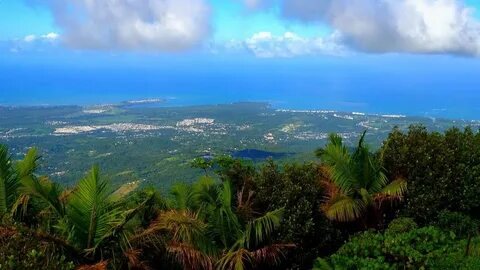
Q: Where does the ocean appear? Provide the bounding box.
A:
[1,54,479,120]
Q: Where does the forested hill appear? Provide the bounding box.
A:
[1,102,478,187]
[1,127,480,269]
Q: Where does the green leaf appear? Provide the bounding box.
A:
[67,165,122,250]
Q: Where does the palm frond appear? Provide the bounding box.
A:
[321,194,365,222]
[167,242,213,270]
[329,133,344,147]
[135,209,216,257]
[170,183,193,210]
[15,147,39,182]
[191,176,218,212]
[67,165,122,250]
[374,178,407,205]
[123,249,143,269]
[76,261,109,270]
[319,138,355,194]
[98,191,157,250]
[250,243,294,267]
[11,193,30,218]
[211,181,242,248]
[356,130,367,150]
[243,208,284,249]
[235,184,255,221]
[0,145,17,215]
[157,210,208,245]
[20,176,65,217]
[216,248,252,270]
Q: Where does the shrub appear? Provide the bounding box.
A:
[0,226,76,270]
[387,218,418,234]
[436,210,478,239]
[315,226,466,270]
[381,126,480,224]
[254,161,343,269]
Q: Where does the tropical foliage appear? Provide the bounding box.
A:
[1,126,480,269]
[381,126,480,224]
[314,219,480,270]
[316,132,407,225]
[0,146,289,269]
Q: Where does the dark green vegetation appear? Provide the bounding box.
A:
[2,125,480,269]
[1,102,476,188]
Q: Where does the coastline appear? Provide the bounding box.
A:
[0,98,478,122]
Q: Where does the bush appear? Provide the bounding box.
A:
[0,226,76,270]
[254,161,343,269]
[315,226,470,270]
[381,126,480,224]
[436,210,478,239]
[387,218,418,234]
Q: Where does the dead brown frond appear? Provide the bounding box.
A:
[373,177,407,208]
[236,184,256,221]
[59,188,74,204]
[167,242,213,270]
[124,249,152,270]
[217,248,253,270]
[320,178,343,214]
[250,243,295,266]
[155,210,207,244]
[0,225,17,239]
[11,193,30,218]
[128,211,164,245]
[76,261,108,270]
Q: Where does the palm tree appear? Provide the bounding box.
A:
[0,145,39,218]
[133,176,290,270]
[18,164,149,258]
[2,145,289,269]
[67,165,129,251]
[316,132,407,225]
[190,177,290,270]
[216,207,290,270]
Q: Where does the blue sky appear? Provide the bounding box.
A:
[2,0,480,56]
[1,0,480,119]
[0,0,327,41]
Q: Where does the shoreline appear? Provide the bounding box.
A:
[0,99,478,122]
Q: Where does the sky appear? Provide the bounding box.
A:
[2,0,480,55]
[1,0,480,119]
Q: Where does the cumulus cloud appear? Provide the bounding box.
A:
[6,32,61,53]
[23,32,59,43]
[252,0,480,56]
[32,0,211,51]
[24,35,37,43]
[217,31,347,58]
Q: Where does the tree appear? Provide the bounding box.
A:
[135,176,290,270]
[191,157,214,176]
[0,145,39,219]
[317,132,407,226]
[254,160,343,269]
[16,163,150,264]
[381,126,480,224]
[314,219,480,270]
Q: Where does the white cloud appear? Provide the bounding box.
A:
[36,0,211,51]
[10,32,61,53]
[252,0,480,56]
[41,32,59,40]
[22,32,59,43]
[244,31,347,57]
[24,35,36,43]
